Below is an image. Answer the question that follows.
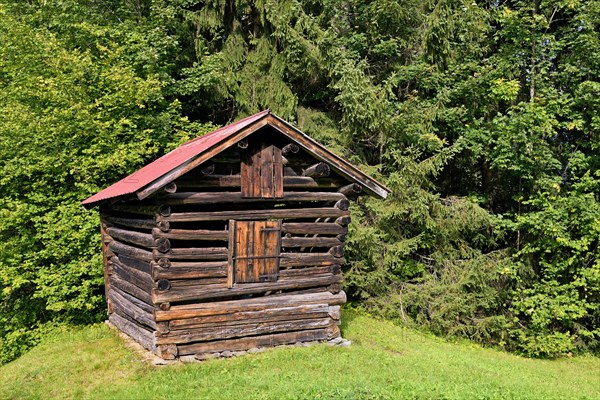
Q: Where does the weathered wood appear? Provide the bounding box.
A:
[109,241,154,262]
[177,326,338,355]
[281,222,347,235]
[118,255,152,275]
[169,277,227,288]
[303,162,330,178]
[104,216,157,230]
[152,261,227,280]
[328,305,341,320]
[160,302,171,311]
[156,344,178,360]
[335,216,351,226]
[328,283,342,294]
[328,245,344,258]
[156,322,170,334]
[260,142,275,198]
[281,237,343,248]
[153,274,342,304]
[100,223,113,315]
[278,265,340,278]
[334,198,350,211]
[156,317,332,345]
[157,279,171,291]
[155,291,347,321]
[106,204,171,217]
[280,253,344,268]
[152,247,228,260]
[163,182,177,193]
[159,191,345,205]
[109,312,155,352]
[152,228,228,241]
[111,257,154,293]
[111,285,155,314]
[106,227,155,248]
[168,304,329,330]
[282,143,299,155]
[109,287,156,329]
[336,233,347,242]
[200,164,215,176]
[338,183,362,196]
[157,258,171,269]
[160,207,348,223]
[227,220,236,288]
[110,273,153,305]
[233,220,280,284]
[154,237,171,253]
[175,175,344,189]
[273,146,284,198]
[237,138,249,149]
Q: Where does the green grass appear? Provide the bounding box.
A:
[1,311,598,399]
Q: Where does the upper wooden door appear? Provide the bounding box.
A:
[241,142,284,198]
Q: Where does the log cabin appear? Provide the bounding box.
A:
[82,110,389,359]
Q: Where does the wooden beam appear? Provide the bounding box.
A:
[152,228,228,241]
[152,261,227,280]
[108,313,156,352]
[174,175,344,189]
[338,183,362,196]
[158,207,349,223]
[281,222,347,235]
[159,191,345,205]
[106,227,155,248]
[109,241,154,263]
[152,247,228,260]
[302,162,330,178]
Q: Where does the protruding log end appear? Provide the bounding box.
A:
[155,237,171,253]
[156,321,170,334]
[158,204,171,217]
[157,279,171,291]
[336,233,347,242]
[334,198,350,211]
[157,258,171,269]
[200,164,216,176]
[159,302,171,311]
[282,143,300,155]
[329,245,344,258]
[237,139,249,149]
[338,183,362,196]
[303,162,330,178]
[329,283,341,294]
[163,182,177,193]
[331,265,342,275]
[335,216,351,226]
[156,220,170,232]
[156,344,178,360]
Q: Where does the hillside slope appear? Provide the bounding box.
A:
[1,311,598,400]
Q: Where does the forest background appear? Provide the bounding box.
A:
[0,0,598,364]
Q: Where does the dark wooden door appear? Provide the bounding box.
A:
[228,220,281,285]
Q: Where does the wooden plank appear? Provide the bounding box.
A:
[152,228,228,241]
[160,207,348,223]
[260,143,274,198]
[168,304,329,330]
[227,220,235,288]
[152,274,342,304]
[152,261,227,280]
[241,144,253,198]
[159,191,344,205]
[251,144,262,197]
[108,312,156,352]
[281,222,347,235]
[156,317,333,345]
[152,247,228,260]
[110,273,153,305]
[155,291,346,321]
[273,145,284,198]
[177,326,338,355]
[109,240,154,262]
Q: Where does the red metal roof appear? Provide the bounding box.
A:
[81,110,270,208]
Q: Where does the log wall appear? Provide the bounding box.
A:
[100,141,357,359]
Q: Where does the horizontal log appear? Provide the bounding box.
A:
[153,275,342,304]
[157,317,333,345]
[111,285,154,314]
[152,247,228,260]
[104,216,157,230]
[106,227,155,248]
[303,162,330,178]
[169,277,228,289]
[175,175,344,189]
[282,143,299,155]
[168,304,329,331]
[108,312,155,352]
[280,253,344,268]
[158,191,346,205]
[109,241,153,263]
[111,257,154,293]
[334,198,350,211]
[338,183,362,196]
[109,287,156,329]
[152,228,228,241]
[281,237,343,248]
[279,265,341,278]
[110,273,153,305]
[281,222,347,235]
[177,326,339,355]
[155,291,347,321]
[118,255,152,275]
[107,204,171,217]
[160,207,349,223]
[152,261,227,280]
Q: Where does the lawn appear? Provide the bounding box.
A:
[1,311,598,399]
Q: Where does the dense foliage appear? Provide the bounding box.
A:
[0,0,598,362]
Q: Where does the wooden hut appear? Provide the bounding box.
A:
[82,110,389,359]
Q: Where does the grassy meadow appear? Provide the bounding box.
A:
[1,311,598,400]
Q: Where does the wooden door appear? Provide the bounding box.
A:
[241,142,284,198]
[228,220,281,286]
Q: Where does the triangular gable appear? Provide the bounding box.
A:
[82,110,389,208]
